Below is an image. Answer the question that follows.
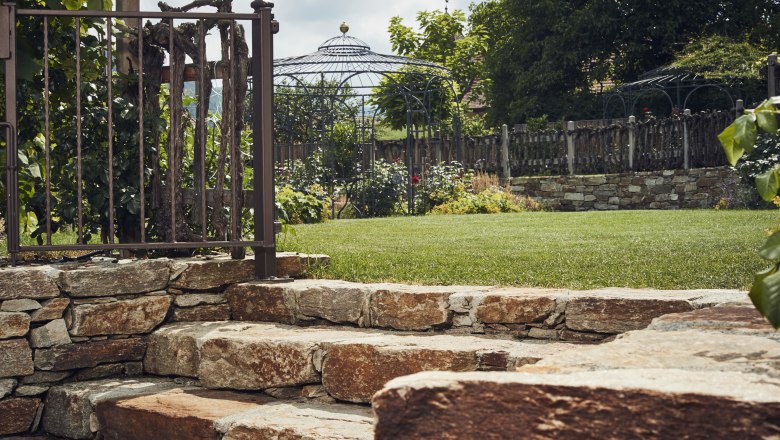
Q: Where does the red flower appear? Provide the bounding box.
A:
[411,175,420,185]
[642,107,650,112]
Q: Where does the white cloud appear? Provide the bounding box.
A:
[137,0,480,59]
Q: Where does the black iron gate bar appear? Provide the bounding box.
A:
[1,2,279,278]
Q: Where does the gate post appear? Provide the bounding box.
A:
[628,115,636,170]
[251,1,279,279]
[682,110,690,170]
[1,1,18,263]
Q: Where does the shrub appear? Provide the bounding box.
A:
[431,187,542,215]
[415,162,470,214]
[354,160,408,217]
[275,186,329,224]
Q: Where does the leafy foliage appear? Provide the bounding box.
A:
[719,97,780,328]
[671,35,770,81]
[275,186,329,225]
[473,0,780,124]
[431,188,541,215]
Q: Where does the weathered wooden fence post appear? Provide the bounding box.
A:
[628,116,636,170]
[500,124,511,184]
[769,54,778,98]
[682,109,691,170]
[566,121,575,175]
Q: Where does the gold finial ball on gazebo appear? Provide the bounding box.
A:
[340,22,349,34]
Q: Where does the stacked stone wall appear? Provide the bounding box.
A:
[510,167,735,211]
[0,253,326,436]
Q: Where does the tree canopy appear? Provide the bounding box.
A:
[470,0,780,124]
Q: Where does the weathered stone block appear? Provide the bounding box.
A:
[29,298,70,322]
[68,296,171,337]
[97,388,273,440]
[59,260,171,297]
[294,280,371,325]
[171,257,254,291]
[0,312,30,339]
[370,285,451,330]
[1,299,41,312]
[43,378,178,439]
[30,318,71,348]
[475,293,556,324]
[226,283,296,324]
[34,338,146,371]
[219,402,374,440]
[372,370,780,440]
[0,398,41,435]
[0,339,34,378]
[563,192,584,201]
[566,296,693,334]
[173,304,231,322]
[0,378,16,398]
[0,266,60,300]
[173,294,226,308]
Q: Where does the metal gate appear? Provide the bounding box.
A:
[0,1,279,278]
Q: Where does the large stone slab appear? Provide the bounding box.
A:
[0,266,60,300]
[322,334,574,403]
[198,326,373,390]
[0,312,30,339]
[96,388,273,440]
[294,280,371,325]
[521,329,780,377]
[68,296,171,336]
[219,402,373,440]
[144,322,249,377]
[0,398,41,435]
[58,260,171,297]
[369,285,453,331]
[0,339,34,378]
[172,304,231,322]
[373,370,780,439]
[35,338,146,371]
[648,302,777,338]
[564,290,696,333]
[171,257,255,291]
[42,378,178,439]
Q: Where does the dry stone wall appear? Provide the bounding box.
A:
[510,167,734,211]
[0,253,327,437]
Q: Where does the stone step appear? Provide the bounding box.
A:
[226,279,743,340]
[40,378,372,440]
[371,302,780,439]
[144,322,578,403]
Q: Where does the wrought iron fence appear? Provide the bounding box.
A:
[1,2,279,277]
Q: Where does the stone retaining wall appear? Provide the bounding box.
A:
[510,167,735,211]
[0,253,327,436]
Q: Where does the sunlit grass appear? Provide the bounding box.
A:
[278,210,776,290]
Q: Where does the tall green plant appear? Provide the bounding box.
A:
[719,96,780,328]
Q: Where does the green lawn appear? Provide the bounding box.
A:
[278,210,777,290]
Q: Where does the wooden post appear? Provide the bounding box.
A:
[500,124,510,184]
[566,121,575,175]
[682,109,691,170]
[628,115,636,170]
[769,54,778,98]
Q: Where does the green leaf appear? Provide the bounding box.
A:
[756,101,778,135]
[759,230,780,260]
[718,123,744,166]
[733,114,758,153]
[755,168,780,202]
[755,268,780,329]
[28,163,41,180]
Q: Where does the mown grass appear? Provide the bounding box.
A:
[278,210,777,290]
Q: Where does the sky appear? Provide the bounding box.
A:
[138,0,481,59]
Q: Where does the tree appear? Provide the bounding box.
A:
[387,9,488,106]
[471,0,780,124]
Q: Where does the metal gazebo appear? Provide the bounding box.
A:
[273,23,462,216]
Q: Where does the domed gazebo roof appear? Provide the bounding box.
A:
[273,24,452,97]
